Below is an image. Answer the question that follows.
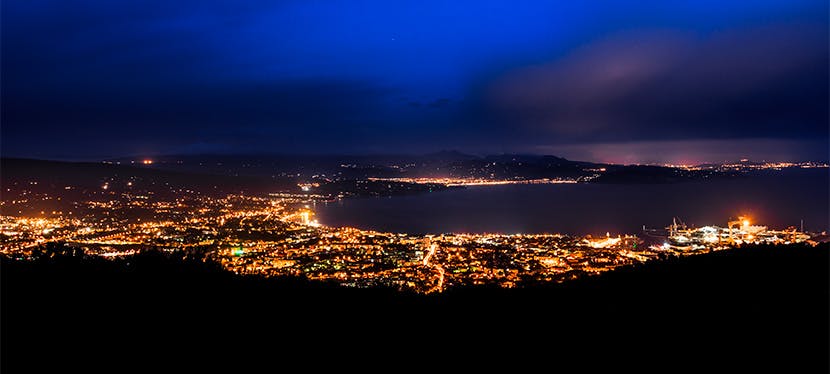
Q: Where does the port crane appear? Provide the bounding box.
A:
[667,217,687,237]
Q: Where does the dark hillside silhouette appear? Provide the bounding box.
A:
[2,243,827,371]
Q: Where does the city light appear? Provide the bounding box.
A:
[0,172,821,294]
[367,177,580,186]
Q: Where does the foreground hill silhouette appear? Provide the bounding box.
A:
[3,244,827,371]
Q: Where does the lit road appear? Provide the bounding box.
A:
[423,241,444,293]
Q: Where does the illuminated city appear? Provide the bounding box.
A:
[2,0,828,370]
[2,180,820,294]
[658,160,829,171]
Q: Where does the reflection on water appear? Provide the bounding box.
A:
[315,170,829,236]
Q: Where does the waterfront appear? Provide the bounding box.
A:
[1,166,826,294]
[316,169,829,236]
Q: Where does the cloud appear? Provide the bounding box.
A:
[487,25,829,142]
[1,1,827,160]
[534,138,830,164]
[1,78,394,157]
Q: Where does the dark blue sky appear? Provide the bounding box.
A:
[2,1,828,163]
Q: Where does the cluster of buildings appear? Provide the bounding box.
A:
[657,216,811,252]
[662,160,829,171]
[0,183,820,293]
[366,177,579,186]
[212,227,646,293]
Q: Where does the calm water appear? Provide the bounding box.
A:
[315,170,829,236]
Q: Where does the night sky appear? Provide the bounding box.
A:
[2,1,828,163]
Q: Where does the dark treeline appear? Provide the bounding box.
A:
[2,243,828,371]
